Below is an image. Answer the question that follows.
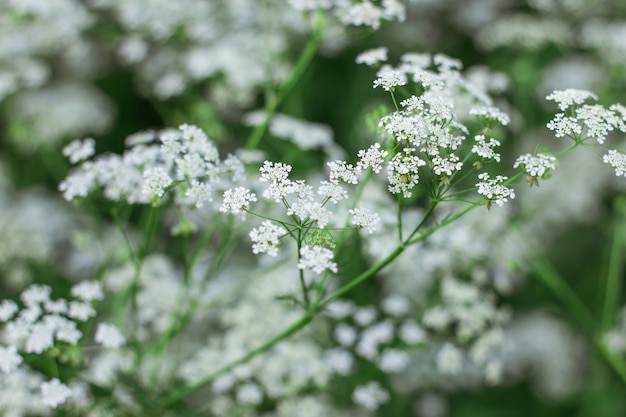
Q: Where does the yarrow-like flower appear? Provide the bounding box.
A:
[95,323,126,348]
[373,67,407,91]
[62,138,96,164]
[514,153,557,178]
[356,47,388,66]
[220,187,257,214]
[357,143,388,174]
[297,245,338,274]
[249,220,287,256]
[603,150,626,177]
[471,135,501,162]
[352,381,390,410]
[40,378,72,408]
[476,173,515,207]
[349,207,380,234]
[546,89,598,111]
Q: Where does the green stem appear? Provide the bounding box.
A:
[602,221,624,330]
[245,11,326,150]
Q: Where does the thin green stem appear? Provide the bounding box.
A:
[602,214,625,330]
[245,11,326,150]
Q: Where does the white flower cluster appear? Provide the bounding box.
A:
[60,124,244,207]
[422,277,509,383]
[373,52,511,201]
[0,281,124,409]
[514,153,557,178]
[476,173,515,208]
[546,89,626,144]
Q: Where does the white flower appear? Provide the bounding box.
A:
[373,67,407,91]
[324,348,354,375]
[62,138,96,164]
[471,135,501,162]
[0,345,23,374]
[476,173,515,207]
[236,383,263,405]
[378,348,410,373]
[603,149,626,177]
[95,323,126,348]
[356,47,388,66]
[249,220,286,256]
[220,187,257,214]
[21,285,52,307]
[546,89,598,111]
[297,245,337,274]
[546,113,582,138]
[349,207,380,234]
[71,281,104,302]
[514,153,557,177]
[68,301,96,322]
[327,160,359,184]
[469,106,510,126]
[0,300,18,321]
[352,381,390,410]
[436,343,463,374]
[143,167,173,198]
[41,378,72,408]
[357,143,388,173]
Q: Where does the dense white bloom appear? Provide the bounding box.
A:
[436,343,463,374]
[71,281,104,302]
[546,113,583,138]
[381,294,410,316]
[0,346,23,374]
[0,300,19,321]
[334,323,358,346]
[432,154,463,176]
[95,323,126,348]
[249,220,286,256]
[324,348,354,375]
[318,181,348,203]
[297,245,337,274]
[471,135,501,162]
[469,106,510,126]
[603,150,626,178]
[21,285,52,307]
[143,167,173,198]
[236,383,263,405]
[387,150,426,198]
[546,89,598,111]
[185,180,212,208]
[356,47,388,66]
[68,301,96,321]
[357,143,388,173]
[399,320,427,345]
[514,153,557,177]
[349,207,380,234]
[352,381,390,410]
[373,67,407,91]
[378,348,410,373]
[476,173,515,207]
[41,378,72,408]
[353,306,378,327]
[220,187,257,214]
[327,160,359,185]
[575,104,618,144]
[62,138,96,164]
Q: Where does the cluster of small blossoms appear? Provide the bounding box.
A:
[324,295,428,410]
[476,173,515,208]
[60,124,244,208]
[514,153,558,179]
[0,281,125,409]
[421,277,510,384]
[369,52,511,203]
[221,150,385,273]
[545,89,626,177]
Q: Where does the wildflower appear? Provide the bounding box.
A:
[357,143,388,173]
[476,173,515,207]
[327,160,359,184]
[95,323,126,348]
[185,180,212,208]
[356,47,388,66]
[71,281,104,302]
[41,378,72,408]
[143,167,173,198]
[469,106,510,126]
[378,348,410,373]
[249,220,286,256]
[546,89,598,111]
[373,67,407,91]
[297,245,337,274]
[546,113,582,138]
[349,207,380,234]
[62,138,96,164]
[352,381,390,410]
[472,135,501,162]
[0,346,23,374]
[603,149,626,177]
[220,187,257,214]
[436,343,463,374]
[514,153,557,178]
[0,300,18,321]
